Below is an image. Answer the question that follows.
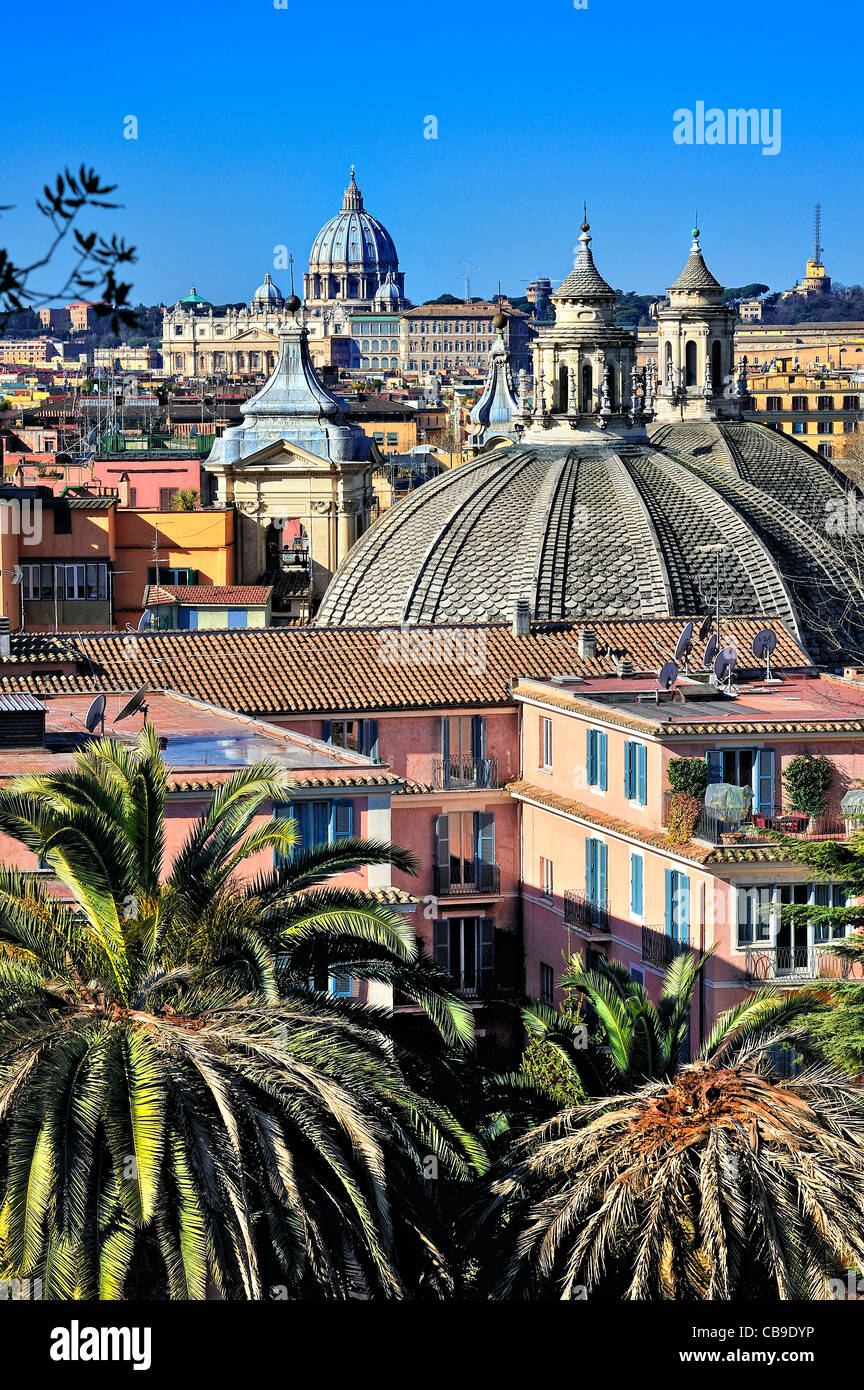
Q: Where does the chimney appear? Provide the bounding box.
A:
[511,599,532,637]
[615,655,634,677]
[117,472,130,507]
[577,627,596,660]
[0,616,10,659]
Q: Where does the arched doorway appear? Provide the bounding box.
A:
[582,363,593,412]
[558,363,569,412]
[685,340,698,387]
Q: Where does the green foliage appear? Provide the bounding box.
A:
[724,282,770,303]
[783,752,833,816]
[666,791,702,845]
[170,488,200,512]
[667,756,708,800]
[0,729,483,1299]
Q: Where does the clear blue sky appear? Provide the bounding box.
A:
[5,0,862,308]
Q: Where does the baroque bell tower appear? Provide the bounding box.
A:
[654,225,739,422]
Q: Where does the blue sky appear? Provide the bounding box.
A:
[4,0,862,308]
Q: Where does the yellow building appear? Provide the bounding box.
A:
[744,367,863,460]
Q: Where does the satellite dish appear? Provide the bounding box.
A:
[714,646,738,686]
[703,634,718,667]
[114,684,149,725]
[658,661,679,691]
[84,693,106,735]
[137,609,153,632]
[752,628,777,659]
[753,627,778,680]
[673,621,694,664]
[698,614,713,641]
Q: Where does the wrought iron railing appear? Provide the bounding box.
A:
[664,792,848,847]
[642,923,690,969]
[744,944,864,982]
[432,862,500,897]
[433,756,499,790]
[563,890,609,936]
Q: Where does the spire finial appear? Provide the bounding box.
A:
[691,213,701,249]
[581,201,589,232]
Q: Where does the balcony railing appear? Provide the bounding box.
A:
[563,890,610,937]
[642,923,691,969]
[433,755,500,790]
[664,793,848,847]
[744,944,864,983]
[432,862,500,897]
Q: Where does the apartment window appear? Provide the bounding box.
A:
[630,852,644,917]
[386,432,399,446]
[433,916,494,995]
[665,869,690,943]
[843,395,860,411]
[275,798,353,853]
[816,395,834,411]
[324,719,379,760]
[817,420,834,434]
[624,741,647,805]
[765,395,782,411]
[539,962,554,1006]
[630,965,645,988]
[147,567,196,586]
[540,856,554,898]
[20,563,41,601]
[540,716,553,771]
[52,502,72,535]
[818,443,833,458]
[440,715,490,785]
[791,421,806,434]
[706,747,775,813]
[434,811,496,892]
[844,420,858,434]
[159,487,179,509]
[791,395,808,411]
[329,971,354,998]
[586,727,607,789]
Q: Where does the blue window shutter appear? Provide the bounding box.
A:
[755,748,775,814]
[435,815,451,893]
[637,744,647,805]
[706,750,723,784]
[227,608,247,629]
[478,917,495,994]
[331,799,353,840]
[361,720,379,760]
[679,874,690,943]
[625,742,634,799]
[475,811,495,863]
[598,731,607,790]
[312,801,329,846]
[587,729,596,785]
[585,837,595,901]
[596,842,607,910]
[472,716,486,761]
[665,867,674,936]
[433,920,450,972]
[330,971,353,997]
[631,854,643,916]
[322,720,333,744]
[440,717,450,759]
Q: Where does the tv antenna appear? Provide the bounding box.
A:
[752,627,778,682]
[813,203,823,267]
[113,684,150,725]
[455,260,478,302]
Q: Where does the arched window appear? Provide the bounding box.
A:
[175,354,184,370]
[371,358,379,368]
[391,357,398,369]
[582,363,593,411]
[711,340,723,391]
[685,340,698,387]
[558,363,569,412]
[390,339,399,350]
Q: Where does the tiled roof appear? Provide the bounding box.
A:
[0,692,46,713]
[0,619,811,717]
[667,248,722,293]
[144,585,272,607]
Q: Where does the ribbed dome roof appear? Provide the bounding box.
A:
[554,220,616,300]
[309,170,399,272]
[667,229,723,295]
[317,420,864,659]
[252,271,284,307]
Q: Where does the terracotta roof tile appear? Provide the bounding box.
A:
[144,585,272,606]
[506,778,714,862]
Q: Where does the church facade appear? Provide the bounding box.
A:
[161,171,406,376]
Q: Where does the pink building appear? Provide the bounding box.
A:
[2,617,864,1055]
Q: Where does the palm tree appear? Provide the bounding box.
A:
[0,728,484,1298]
[484,1057,864,1300]
[514,953,816,1102]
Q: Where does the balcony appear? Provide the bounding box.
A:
[433,755,500,791]
[664,793,848,848]
[642,923,691,969]
[563,890,610,938]
[744,944,864,983]
[432,862,500,897]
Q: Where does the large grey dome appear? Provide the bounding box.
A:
[317,419,864,660]
[309,170,399,275]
